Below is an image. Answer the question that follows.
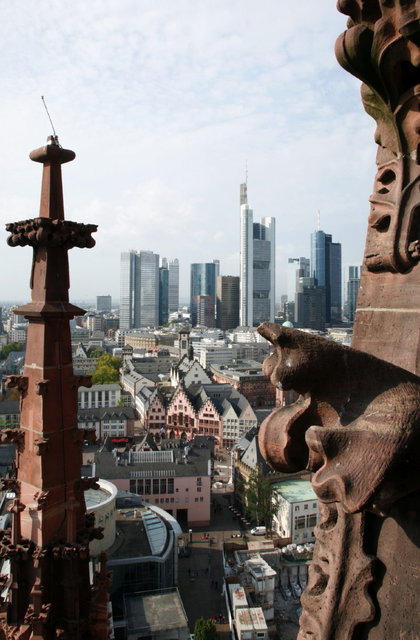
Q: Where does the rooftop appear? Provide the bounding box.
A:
[124,588,188,638]
[272,478,317,503]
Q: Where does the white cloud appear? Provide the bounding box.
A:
[0,1,375,303]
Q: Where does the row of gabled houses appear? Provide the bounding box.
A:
[122,353,258,448]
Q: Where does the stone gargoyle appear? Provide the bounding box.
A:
[258,322,420,516]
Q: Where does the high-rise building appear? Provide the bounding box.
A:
[216,275,240,330]
[287,257,310,321]
[120,250,137,330]
[96,295,112,312]
[159,260,169,325]
[343,265,361,322]
[310,230,342,324]
[168,258,180,313]
[239,183,275,327]
[190,263,216,327]
[295,276,326,330]
[120,250,160,329]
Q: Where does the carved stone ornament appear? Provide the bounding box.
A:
[258,323,420,512]
[4,376,28,397]
[35,379,50,396]
[78,477,100,492]
[258,323,420,638]
[33,491,50,511]
[335,0,419,273]
[5,218,97,250]
[33,437,49,456]
[0,430,24,452]
[0,479,20,495]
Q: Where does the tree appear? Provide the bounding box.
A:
[242,464,278,531]
[194,618,218,640]
[88,348,105,358]
[0,342,23,359]
[91,354,122,385]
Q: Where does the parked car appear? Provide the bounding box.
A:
[250,526,266,536]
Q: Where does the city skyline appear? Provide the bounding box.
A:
[0,2,375,304]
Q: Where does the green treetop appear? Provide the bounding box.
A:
[193,618,218,640]
[91,354,122,385]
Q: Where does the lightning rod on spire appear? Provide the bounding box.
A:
[41,96,59,143]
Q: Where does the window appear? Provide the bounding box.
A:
[295,516,305,530]
[295,506,300,512]
[153,479,159,494]
[307,514,317,527]
[313,503,317,509]
[304,504,308,510]
[160,479,167,493]
[144,479,151,495]
[185,498,189,503]
[168,479,174,494]
[197,488,201,493]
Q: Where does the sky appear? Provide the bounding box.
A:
[0,1,377,305]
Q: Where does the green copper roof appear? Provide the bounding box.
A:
[272,478,317,503]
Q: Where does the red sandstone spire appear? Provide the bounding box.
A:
[2,138,108,639]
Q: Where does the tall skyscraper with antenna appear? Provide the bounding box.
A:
[239,182,275,326]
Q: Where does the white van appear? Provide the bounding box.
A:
[250,526,266,536]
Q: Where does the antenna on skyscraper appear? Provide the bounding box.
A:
[317,209,321,231]
[245,160,248,186]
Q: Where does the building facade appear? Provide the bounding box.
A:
[272,479,319,544]
[190,262,216,327]
[310,230,342,324]
[159,260,169,325]
[343,265,361,322]
[216,275,240,330]
[120,250,160,329]
[168,258,180,313]
[239,183,275,327]
[287,257,310,321]
[96,295,112,312]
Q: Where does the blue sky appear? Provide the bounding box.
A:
[0,1,376,304]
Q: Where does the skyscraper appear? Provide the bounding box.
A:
[295,276,326,329]
[310,230,342,324]
[216,275,240,330]
[239,183,276,327]
[190,262,216,327]
[120,250,137,330]
[343,265,361,322]
[120,250,160,329]
[159,260,169,325]
[287,257,310,321]
[96,295,112,312]
[168,258,180,313]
